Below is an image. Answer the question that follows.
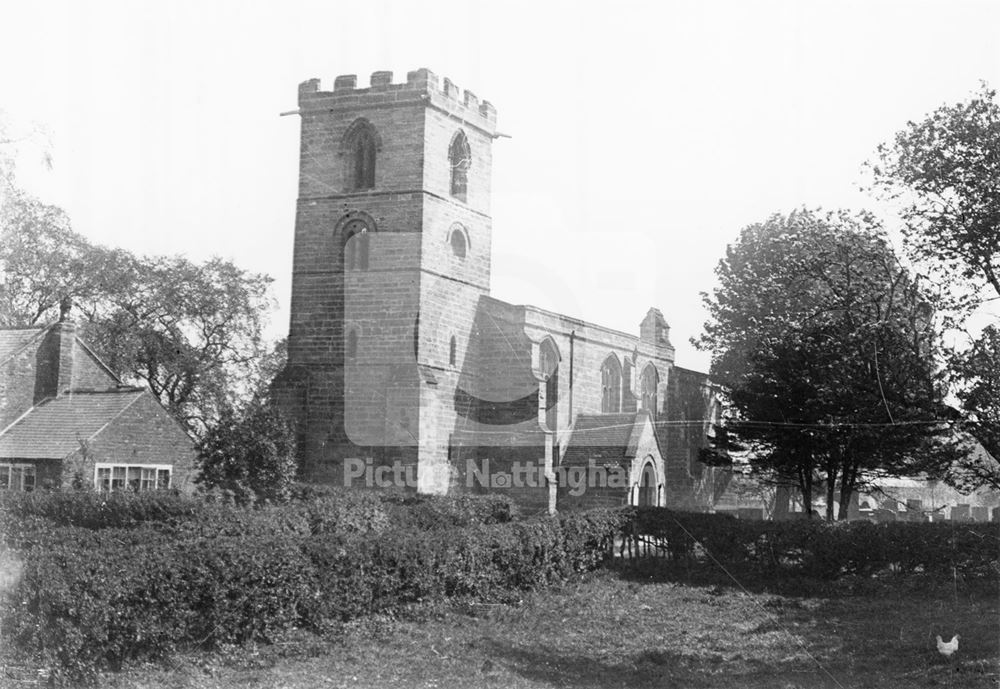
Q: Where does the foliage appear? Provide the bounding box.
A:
[948,325,1000,490]
[697,209,951,519]
[196,401,298,505]
[869,83,1000,305]
[870,85,1000,493]
[619,507,1000,581]
[0,499,621,684]
[0,193,274,436]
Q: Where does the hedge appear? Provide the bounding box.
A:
[619,507,1000,580]
[0,506,621,684]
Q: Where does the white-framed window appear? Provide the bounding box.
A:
[95,463,172,492]
[0,463,37,491]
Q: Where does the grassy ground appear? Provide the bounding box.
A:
[86,568,999,689]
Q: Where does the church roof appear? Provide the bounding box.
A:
[0,389,145,460]
[0,327,45,364]
[561,412,644,467]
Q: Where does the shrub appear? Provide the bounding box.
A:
[196,401,298,505]
[619,507,1000,581]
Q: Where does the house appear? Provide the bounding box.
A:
[0,319,197,492]
[272,68,726,512]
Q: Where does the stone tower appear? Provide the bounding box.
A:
[274,69,498,492]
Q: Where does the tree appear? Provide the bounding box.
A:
[697,209,950,519]
[195,401,298,505]
[0,193,275,437]
[869,83,1000,306]
[871,85,1000,489]
[949,325,1000,490]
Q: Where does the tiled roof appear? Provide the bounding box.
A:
[0,389,145,459]
[561,412,640,467]
[0,327,45,363]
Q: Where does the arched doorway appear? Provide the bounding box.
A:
[638,460,657,507]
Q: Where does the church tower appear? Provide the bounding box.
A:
[274,69,497,491]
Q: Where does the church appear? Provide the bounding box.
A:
[273,68,727,513]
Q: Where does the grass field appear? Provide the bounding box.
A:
[96,568,999,689]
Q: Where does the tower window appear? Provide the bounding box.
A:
[601,355,622,414]
[343,220,370,270]
[449,335,457,367]
[449,131,471,201]
[344,120,378,191]
[449,227,468,258]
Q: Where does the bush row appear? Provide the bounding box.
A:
[620,507,1000,579]
[0,486,520,547]
[1,508,622,684]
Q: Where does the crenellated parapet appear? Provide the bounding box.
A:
[297,68,497,133]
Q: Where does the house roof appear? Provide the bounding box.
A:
[0,327,45,364]
[0,389,145,460]
[562,412,643,467]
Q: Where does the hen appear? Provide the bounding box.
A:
[936,634,959,657]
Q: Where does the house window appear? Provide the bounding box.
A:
[601,355,622,413]
[0,463,36,491]
[346,121,377,190]
[449,335,457,367]
[343,220,370,270]
[449,131,471,200]
[95,464,171,492]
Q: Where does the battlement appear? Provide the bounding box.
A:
[298,68,497,130]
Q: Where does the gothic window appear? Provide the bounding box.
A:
[449,130,471,201]
[344,120,377,191]
[449,335,457,367]
[540,339,560,431]
[346,329,358,360]
[640,364,659,419]
[600,355,622,414]
[343,220,370,270]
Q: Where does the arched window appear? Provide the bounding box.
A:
[640,364,659,419]
[344,120,377,191]
[449,131,471,200]
[540,339,560,431]
[346,329,358,360]
[601,355,622,414]
[343,220,370,270]
[449,335,457,367]
[450,228,467,258]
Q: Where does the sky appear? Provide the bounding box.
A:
[1,0,998,372]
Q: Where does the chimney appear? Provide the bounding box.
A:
[33,310,77,403]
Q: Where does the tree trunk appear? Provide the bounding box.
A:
[838,462,858,521]
[799,466,813,518]
[825,462,838,522]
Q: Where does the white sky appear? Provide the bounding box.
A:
[2,0,998,372]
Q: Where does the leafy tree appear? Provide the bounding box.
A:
[195,401,298,505]
[698,210,950,519]
[871,85,1000,488]
[0,193,274,437]
[869,83,1000,306]
[949,325,1000,490]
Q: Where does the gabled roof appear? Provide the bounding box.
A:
[0,327,46,364]
[562,412,646,467]
[0,389,145,460]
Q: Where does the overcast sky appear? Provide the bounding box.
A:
[2,0,998,372]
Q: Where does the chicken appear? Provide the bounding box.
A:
[936,634,959,657]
